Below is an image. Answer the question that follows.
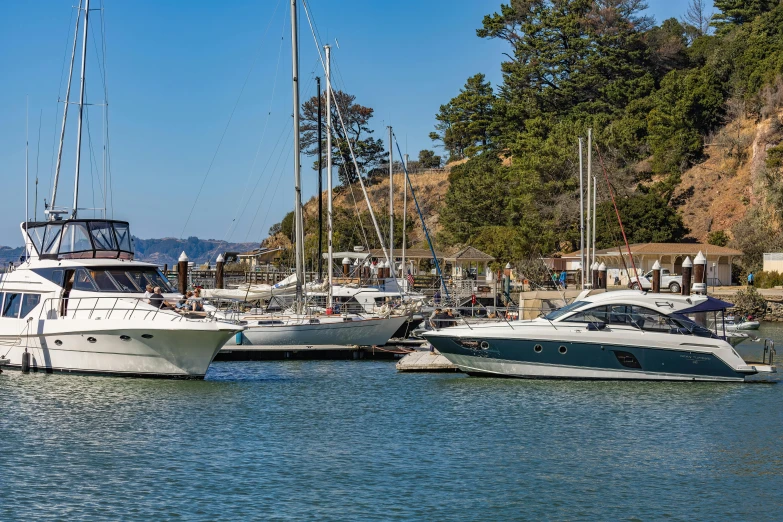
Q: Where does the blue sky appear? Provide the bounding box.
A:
[0,1,698,247]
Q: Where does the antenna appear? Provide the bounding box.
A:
[25,96,29,223]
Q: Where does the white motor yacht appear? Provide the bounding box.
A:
[0,220,241,378]
[422,290,777,382]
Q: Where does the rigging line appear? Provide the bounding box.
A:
[342,162,372,250]
[229,55,319,244]
[85,104,106,212]
[300,0,393,274]
[224,8,288,243]
[35,109,43,221]
[246,128,296,242]
[392,132,449,298]
[179,0,284,239]
[47,4,78,204]
[255,146,293,243]
[98,0,113,218]
[593,142,642,288]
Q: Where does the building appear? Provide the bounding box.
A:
[560,243,742,286]
[367,245,496,279]
[763,253,783,273]
[237,247,285,269]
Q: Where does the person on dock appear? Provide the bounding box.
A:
[559,270,567,290]
[748,272,755,287]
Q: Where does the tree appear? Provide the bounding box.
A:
[418,150,442,169]
[429,73,495,159]
[682,0,713,38]
[300,90,385,185]
[708,229,730,246]
[712,0,776,33]
[594,193,689,247]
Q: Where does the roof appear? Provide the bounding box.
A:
[564,243,743,258]
[369,248,447,259]
[445,246,495,261]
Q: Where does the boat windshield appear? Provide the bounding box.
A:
[544,300,588,321]
[673,313,720,338]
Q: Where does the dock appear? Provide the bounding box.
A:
[395,349,459,372]
[215,343,417,362]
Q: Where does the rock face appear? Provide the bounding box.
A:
[728,298,783,321]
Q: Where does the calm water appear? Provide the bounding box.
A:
[2,326,783,520]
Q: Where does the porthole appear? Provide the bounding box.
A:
[534,344,543,353]
[141,334,153,339]
[480,341,490,350]
[559,346,567,354]
[54,340,62,346]
[120,335,131,341]
[87,337,97,343]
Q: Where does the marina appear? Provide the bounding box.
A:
[4,0,783,519]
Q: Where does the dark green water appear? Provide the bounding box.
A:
[2,326,783,520]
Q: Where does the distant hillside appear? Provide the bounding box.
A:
[0,237,259,267]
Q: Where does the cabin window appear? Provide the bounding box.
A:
[43,223,64,255]
[2,293,21,318]
[563,305,610,324]
[72,269,98,291]
[89,221,119,250]
[20,294,41,317]
[544,300,589,321]
[59,222,93,254]
[90,270,120,291]
[107,270,140,292]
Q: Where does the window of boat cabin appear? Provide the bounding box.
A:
[72,269,98,291]
[565,305,682,333]
[544,300,589,320]
[59,222,93,255]
[2,293,21,318]
[43,223,64,255]
[0,293,40,318]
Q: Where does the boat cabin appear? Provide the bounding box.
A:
[24,219,134,261]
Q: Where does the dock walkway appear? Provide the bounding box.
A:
[396,350,459,372]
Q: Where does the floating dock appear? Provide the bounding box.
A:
[396,349,459,372]
[215,343,416,361]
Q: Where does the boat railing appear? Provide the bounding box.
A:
[763,339,776,366]
[37,296,191,322]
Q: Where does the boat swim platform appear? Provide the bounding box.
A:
[216,343,417,362]
[396,350,460,372]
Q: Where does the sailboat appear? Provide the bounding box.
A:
[0,0,242,378]
[215,0,408,350]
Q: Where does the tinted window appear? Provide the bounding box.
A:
[545,300,589,321]
[108,270,140,292]
[72,269,98,291]
[90,270,120,291]
[43,224,63,255]
[3,293,21,318]
[26,225,46,254]
[32,268,65,287]
[20,294,41,317]
[114,223,132,251]
[564,306,610,324]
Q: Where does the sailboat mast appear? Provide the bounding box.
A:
[325,44,333,308]
[290,0,304,308]
[402,153,408,289]
[25,96,29,223]
[587,127,592,285]
[317,76,323,281]
[579,137,584,290]
[72,0,90,218]
[388,125,394,280]
[50,0,83,217]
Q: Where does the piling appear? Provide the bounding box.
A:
[216,253,225,289]
[651,260,661,293]
[693,251,707,294]
[591,262,599,289]
[681,256,692,296]
[598,262,607,289]
[177,251,189,294]
[342,257,350,277]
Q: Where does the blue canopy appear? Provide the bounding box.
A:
[678,296,735,314]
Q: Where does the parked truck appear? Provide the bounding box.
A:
[628,268,683,293]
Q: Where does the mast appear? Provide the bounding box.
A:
[402,153,408,289]
[325,44,333,308]
[72,0,90,218]
[316,76,323,281]
[290,0,304,309]
[592,174,597,269]
[579,137,584,290]
[388,125,394,280]
[26,96,29,224]
[50,0,83,217]
[587,127,592,286]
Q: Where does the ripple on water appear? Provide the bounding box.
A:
[1,355,782,520]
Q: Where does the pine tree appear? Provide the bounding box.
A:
[712,0,776,33]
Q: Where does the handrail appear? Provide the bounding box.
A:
[36,296,202,322]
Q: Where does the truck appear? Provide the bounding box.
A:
[628,268,683,293]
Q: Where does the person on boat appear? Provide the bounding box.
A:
[429,308,443,329]
[444,308,456,327]
[144,284,154,304]
[191,288,204,312]
[149,287,166,309]
[748,271,755,286]
[176,291,193,311]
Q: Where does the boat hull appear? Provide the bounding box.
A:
[230,315,409,347]
[424,335,750,382]
[0,322,239,378]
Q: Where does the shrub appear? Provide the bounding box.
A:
[731,286,767,316]
[707,229,730,247]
